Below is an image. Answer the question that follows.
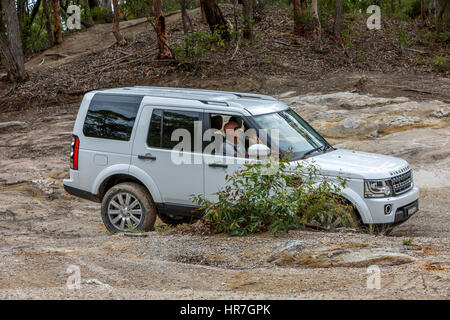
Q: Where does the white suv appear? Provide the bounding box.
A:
[63,86,419,233]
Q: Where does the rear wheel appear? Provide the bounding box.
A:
[101,182,157,233]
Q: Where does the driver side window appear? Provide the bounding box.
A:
[206,113,263,158]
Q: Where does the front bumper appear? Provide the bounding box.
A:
[364,186,419,224]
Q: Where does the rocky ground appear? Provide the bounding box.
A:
[0,85,448,299]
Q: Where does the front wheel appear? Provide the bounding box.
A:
[101,182,157,233]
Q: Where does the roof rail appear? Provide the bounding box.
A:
[130,86,275,101]
[199,100,229,106]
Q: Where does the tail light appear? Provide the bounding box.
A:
[70,135,79,170]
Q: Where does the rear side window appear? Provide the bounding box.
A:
[83,93,143,141]
[147,109,201,151]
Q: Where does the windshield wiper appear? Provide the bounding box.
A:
[302,145,325,159]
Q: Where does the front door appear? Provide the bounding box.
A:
[202,112,251,202]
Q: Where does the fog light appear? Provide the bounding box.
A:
[384,204,393,215]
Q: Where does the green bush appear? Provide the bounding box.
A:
[192,156,355,236]
[173,27,230,60]
[434,55,450,71]
[405,0,422,19]
[90,7,114,24]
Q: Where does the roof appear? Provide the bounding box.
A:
[96,86,287,115]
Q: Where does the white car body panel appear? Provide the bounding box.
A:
[63,87,420,226]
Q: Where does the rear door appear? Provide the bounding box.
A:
[131,105,204,206]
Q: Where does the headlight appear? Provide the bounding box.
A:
[364,179,393,198]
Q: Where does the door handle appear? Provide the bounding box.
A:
[208,163,228,168]
[138,153,156,160]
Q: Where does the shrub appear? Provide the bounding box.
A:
[192,156,355,236]
[402,236,414,245]
[90,7,114,24]
[173,27,230,60]
[434,55,450,71]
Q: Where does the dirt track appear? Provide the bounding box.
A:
[0,83,449,299]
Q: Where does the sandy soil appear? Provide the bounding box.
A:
[0,86,448,300]
[0,4,448,299]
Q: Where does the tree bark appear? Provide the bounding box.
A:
[242,0,253,40]
[179,0,194,53]
[428,0,439,19]
[200,0,207,24]
[0,0,5,34]
[17,0,26,23]
[438,0,448,20]
[89,0,99,8]
[52,0,63,44]
[311,0,321,39]
[293,0,303,35]
[42,0,54,46]
[112,0,126,45]
[1,0,27,81]
[29,0,43,27]
[421,0,426,25]
[101,0,112,11]
[153,0,173,59]
[334,0,344,36]
[201,0,230,38]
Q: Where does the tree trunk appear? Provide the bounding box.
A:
[42,0,54,46]
[311,0,321,39]
[29,0,43,27]
[201,0,230,38]
[89,0,99,8]
[200,0,207,24]
[438,0,448,20]
[1,0,27,81]
[421,0,426,25]
[0,0,5,34]
[179,0,194,53]
[391,0,395,13]
[334,0,344,36]
[242,0,253,40]
[293,0,303,35]
[101,0,112,11]
[428,0,439,19]
[153,0,173,59]
[112,0,126,45]
[52,0,63,44]
[17,0,26,23]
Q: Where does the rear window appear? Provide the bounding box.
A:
[83,93,143,141]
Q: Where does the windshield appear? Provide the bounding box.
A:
[253,109,329,159]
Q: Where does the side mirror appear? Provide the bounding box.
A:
[248,144,270,159]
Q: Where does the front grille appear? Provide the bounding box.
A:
[391,170,413,195]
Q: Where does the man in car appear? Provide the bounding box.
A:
[221,120,244,157]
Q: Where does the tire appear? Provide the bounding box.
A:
[101,182,157,233]
[348,208,363,230]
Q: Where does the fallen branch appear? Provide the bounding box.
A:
[380,85,433,95]
[44,53,69,58]
[300,222,329,231]
[404,47,429,55]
